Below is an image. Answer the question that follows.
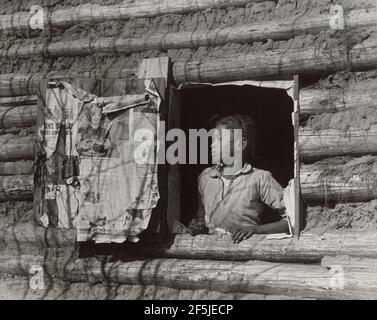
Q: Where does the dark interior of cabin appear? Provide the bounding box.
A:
[180,84,294,225]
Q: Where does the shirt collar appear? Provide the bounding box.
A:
[209,162,253,179]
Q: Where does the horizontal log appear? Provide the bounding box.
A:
[0,0,265,32]
[4,37,377,96]
[0,275,80,300]
[0,160,33,175]
[173,37,377,83]
[299,125,377,162]
[0,105,37,128]
[1,254,376,299]
[0,223,75,247]
[129,231,377,265]
[2,223,377,263]
[2,8,376,60]
[300,86,377,115]
[321,255,377,270]
[0,275,300,300]
[0,135,34,161]
[0,96,37,106]
[300,157,377,203]
[0,68,137,97]
[3,36,377,96]
[0,98,139,127]
[0,175,33,201]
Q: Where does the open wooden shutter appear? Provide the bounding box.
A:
[134,57,172,241]
[33,57,172,242]
[293,75,306,237]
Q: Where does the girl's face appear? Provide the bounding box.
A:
[211,125,234,164]
[211,125,242,166]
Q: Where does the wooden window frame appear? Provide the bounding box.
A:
[167,76,305,238]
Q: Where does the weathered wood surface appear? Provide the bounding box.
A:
[300,86,377,115]
[1,8,376,60]
[0,175,33,201]
[0,0,269,32]
[1,77,375,116]
[0,69,137,97]
[0,254,376,299]
[300,163,377,203]
[0,135,34,161]
[0,105,37,128]
[299,125,377,162]
[173,38,377,83]
[0,161,33,175]
[3,36,377,95]
[133,231,377,263]
[321,255,377,270]
[0,78,358,115]
[0,224,75,247]
[0,274,302,300]
[1,224,377,263]
[0,96,37,106]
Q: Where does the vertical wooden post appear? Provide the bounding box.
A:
[167,86,182,232]
[293,75,302,238]
[137,56,172,242]
[33,82,47,226]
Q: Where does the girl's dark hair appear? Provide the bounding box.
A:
[215,115,257,162]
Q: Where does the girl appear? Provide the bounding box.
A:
[189,115,289,243]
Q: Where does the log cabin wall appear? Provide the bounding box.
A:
[1,0,377,299]
[300,71,377,232]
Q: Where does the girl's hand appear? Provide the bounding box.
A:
[231,226,257,244]
[188,218,208,236]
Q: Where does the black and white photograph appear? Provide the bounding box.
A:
[0,0,377,306]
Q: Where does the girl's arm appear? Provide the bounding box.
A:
[232,219,289,244]
[188,189,208,236]
[255,219,289,234]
